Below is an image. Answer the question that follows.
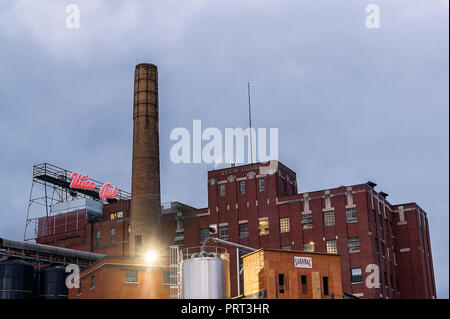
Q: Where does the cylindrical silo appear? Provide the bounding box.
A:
[0,259,35,299]
[181,250,230,299]
[37,265,68,299]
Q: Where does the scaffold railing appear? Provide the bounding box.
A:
[24,163,131,241]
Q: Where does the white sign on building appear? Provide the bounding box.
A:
[294,256,312,268]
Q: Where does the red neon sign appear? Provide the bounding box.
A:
[70,172,117,200]
[70,172,95,190]
[99,183,117,200]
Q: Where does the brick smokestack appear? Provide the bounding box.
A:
[130,63,161,256]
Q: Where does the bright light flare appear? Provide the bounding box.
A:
[145,250,158,263]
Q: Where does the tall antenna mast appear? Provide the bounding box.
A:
[248,81,253,164]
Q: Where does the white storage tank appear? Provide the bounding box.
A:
[181,247,230,299]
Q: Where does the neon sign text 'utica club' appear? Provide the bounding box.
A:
[70,172,117,200]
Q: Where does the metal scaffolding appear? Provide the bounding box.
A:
[169,245,181,299]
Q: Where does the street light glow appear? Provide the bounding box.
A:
[145,250,158,263]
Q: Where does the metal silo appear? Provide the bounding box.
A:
[37,265,68,299]
[181,246,230,299]
[0,259,35,299]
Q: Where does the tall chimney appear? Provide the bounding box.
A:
[130,63,161,256]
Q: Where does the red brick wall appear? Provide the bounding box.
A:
[69,257,170,299]
[188,162,436,299]
[37,161,436,300]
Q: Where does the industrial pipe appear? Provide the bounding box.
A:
[201,237,257,253]
[0,237,105,261]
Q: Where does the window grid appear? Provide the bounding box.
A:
[110,227,115,243]
[346,208,358,223]
[259,220,269,235]
[351,268,363,283]
[219,225,229,240]
[323,211,335,226]
[304,242,314,252]
[348,237,360,253]
[200,228,209,243]
[239,223,249,238]
[301,214,313,230]
[326,240,338,254]
[239,181,245,194]
[126,270,138,283]
[259,177,265,192]
[95,230,101,246]
[279,218,290,233]
[219,184,226,198]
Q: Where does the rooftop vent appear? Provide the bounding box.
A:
[367,181,377,188]
[379,191,389,198]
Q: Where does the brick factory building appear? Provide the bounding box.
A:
[34,160,436,299]
[27,63,435,299]
[242,249,343,299]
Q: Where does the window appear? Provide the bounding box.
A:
[239,223,249,238]
[304,242,314,252]
[239,181,245,194]
[90,276,95,289]
[219,184,226,198]
[323,211,335,226]
[200,228,210,243]
[281,179,286,195]
[323,277,329,296]
[326,240,338,254]
[110,211,123,220]
[279,218,290,233]
[110,227,115,243]
[346,208,358,223]
[301,275,308,294]
[393,251,397,264]
[301,213,313,229]
[219,225,229,240]
[382,242,386,257]
[259,177,265,192]
[258,220,269,235]
[375,237,379,252]
[348,237,360,253]
[135,235,142,255]
[127,225,131,240]
[78,283,81,296]
[95,230,101,246]
[351,268,363,283]
[278,274,285,294]
[281,245,292,250]
[175,231,184,245]
[126,270,138,283]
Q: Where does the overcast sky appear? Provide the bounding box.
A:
[0,0,448,298]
